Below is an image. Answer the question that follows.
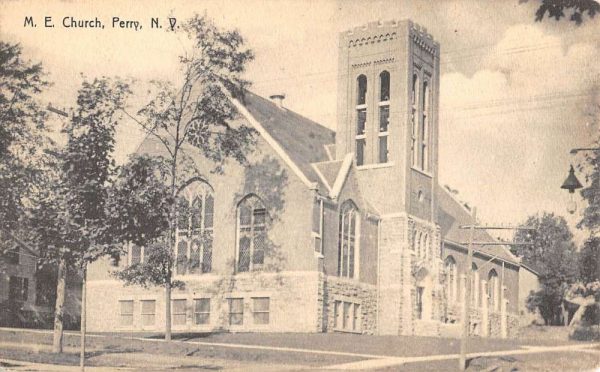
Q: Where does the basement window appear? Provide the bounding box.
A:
[119,300,134,326]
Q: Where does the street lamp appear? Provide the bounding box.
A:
[561,165,583,214]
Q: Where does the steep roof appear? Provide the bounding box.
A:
[242,92,336,186]
[437,185,519,264]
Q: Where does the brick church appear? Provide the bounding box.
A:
[87,20,531,338]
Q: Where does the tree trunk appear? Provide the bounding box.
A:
[165,281,171,341]
[52,257,67,353]
[79,264,87,371]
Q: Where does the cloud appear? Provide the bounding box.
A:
[438,23,600,240]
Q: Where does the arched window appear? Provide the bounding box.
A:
[356,75,367,166]
[488,269,500,311]
[411,73,419,167]
[420,81,430,171]
[338,200,359,279]
[237,195,268,272]
[357,75,367,105]
[411,230,417,251]
[471,263,480,307]
[176,180,214,275]
[378,71,390,164]
[379,71,390,101]
[445,256,457,303]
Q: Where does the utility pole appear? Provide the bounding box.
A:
[458,207,476,371]
[457,211,534,371]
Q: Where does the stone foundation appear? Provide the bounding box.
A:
[87,271,320,333]
[320,274,377,334]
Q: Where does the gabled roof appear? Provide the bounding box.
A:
[437,185,519,264]
[242,92,335,188]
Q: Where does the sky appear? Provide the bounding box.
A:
[1,0,598,244]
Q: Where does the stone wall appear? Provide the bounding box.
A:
[87,271,320,333]
[321,275,377,334]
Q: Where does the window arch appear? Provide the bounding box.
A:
[488,269,500,311]
[338,200,359,279]
[237,194,268,272]
[411,73,419,167]
[378,71,390,164]
[356,75,367,166]
[357,75,367,105]
[445,256,457,303]
[471,263,480,307]
[379,71,390,101]
[176,180,214,275]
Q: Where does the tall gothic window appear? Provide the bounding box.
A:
[420,81,430,171]
[356,75,367,166]
[378,71,390,163]
[445,256,457,303]
[176,180,214,275]
[411,74,419,167]
[338,200,359,279]
[237,195,268,272]
[488,269,500,311]
[471,263,480,307]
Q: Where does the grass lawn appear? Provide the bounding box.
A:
[0,326,596,371]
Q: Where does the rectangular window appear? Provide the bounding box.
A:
[378,105,390,164]
[356,138,366,166]
[378,136,388,164]
[252,297,270,325]
[343,301,351,329]
[416,286,424,320]
[141,300,156,326]
[312,199,324,254]
[172,299,187,326]
[9,276,28,302]
[229,298,244,326]
[333,300,341,329]
[119,300,134,326]
[194,298,210,325]
[334,300,361,332]
[356,109,366,136]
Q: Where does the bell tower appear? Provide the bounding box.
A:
[335,20,440,222]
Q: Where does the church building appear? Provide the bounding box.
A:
[87,20,525,338]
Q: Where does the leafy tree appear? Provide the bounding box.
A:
[115,14,256,341]
[578,148,600,234]
[522,0,600,24]
[579,237,600,284]
[29,76,131,353]
[0,41,50,232]
[514,212,579,324]
[109,155,182,289]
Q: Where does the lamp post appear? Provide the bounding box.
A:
[561,165,583,214]
[561,147,600,214]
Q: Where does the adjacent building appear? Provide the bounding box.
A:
[87,19,535,337]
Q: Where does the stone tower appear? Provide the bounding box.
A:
[336,20,444,335]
